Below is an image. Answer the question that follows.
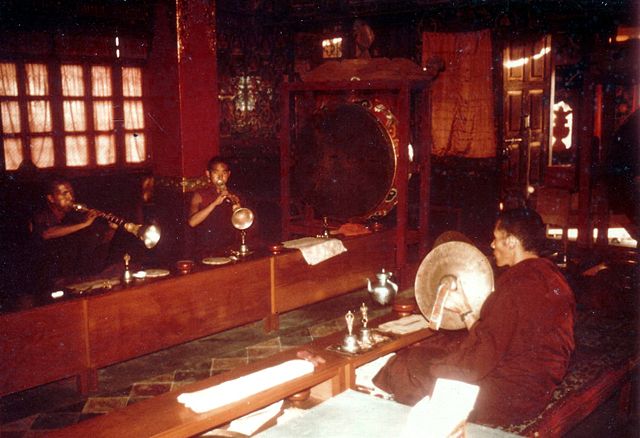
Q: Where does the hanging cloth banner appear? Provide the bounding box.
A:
[423,30,497,158]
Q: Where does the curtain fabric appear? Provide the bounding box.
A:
[26,64,54,167]
[122,67,145,162]
[61,65,88,166]
[423,30,496,158]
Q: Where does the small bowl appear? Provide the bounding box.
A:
[176,259,194,274]
[269,243,284,254]
[393,298,417,317]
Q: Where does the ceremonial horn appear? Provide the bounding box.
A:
[414,241,494,330]
[72,203,161,249]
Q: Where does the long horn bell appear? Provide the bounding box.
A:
[73,203,161,249]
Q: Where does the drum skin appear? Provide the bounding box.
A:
[292,101,398,221]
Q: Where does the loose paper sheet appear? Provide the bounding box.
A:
[402,378,480,438]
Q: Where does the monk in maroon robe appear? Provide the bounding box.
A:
[373,208,576,427]
[188,156,243,258]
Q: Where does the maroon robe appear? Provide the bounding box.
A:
[189,188,239,259]
[373,257,576,426]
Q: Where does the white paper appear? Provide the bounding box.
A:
[355,353,396,399]
[402,378,480,438]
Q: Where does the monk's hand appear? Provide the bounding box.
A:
[443,277,472,315]
[227,192,240,206]
[83,209,99,226]
[212,194,227,207]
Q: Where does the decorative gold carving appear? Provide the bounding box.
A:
[155,175,209,193]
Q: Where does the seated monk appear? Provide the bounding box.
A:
[29,178,117,289]
[187,156,254,258]
[373,207,576,427]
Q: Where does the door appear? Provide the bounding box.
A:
[501,35,552,201]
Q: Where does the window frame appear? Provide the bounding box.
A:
[1,56,149,173]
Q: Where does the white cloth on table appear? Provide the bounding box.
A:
[282,237,347,265]
[177,359,314,414]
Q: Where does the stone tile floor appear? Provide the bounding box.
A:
[0,288,392,436]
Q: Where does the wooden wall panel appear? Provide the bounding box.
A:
[272,230,396,314]
[87,259,270,368]
[0,300,87,396]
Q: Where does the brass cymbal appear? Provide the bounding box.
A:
[415,241,494,330]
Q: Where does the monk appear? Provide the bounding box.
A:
[373,207,576,426]
[187,156,244,258]
[30,178,116,288]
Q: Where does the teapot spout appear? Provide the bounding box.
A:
[367,278,373,292]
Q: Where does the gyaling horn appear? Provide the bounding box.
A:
[72,203,161,249]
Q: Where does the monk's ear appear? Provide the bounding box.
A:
[507,235,517,249]
[46,194,54,204]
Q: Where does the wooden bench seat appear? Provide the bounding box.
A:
[47,312,433,437]
[41,294,640,437]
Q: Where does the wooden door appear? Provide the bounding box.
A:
[501,35,552,200]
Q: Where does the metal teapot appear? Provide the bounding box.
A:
[367,269,398,306]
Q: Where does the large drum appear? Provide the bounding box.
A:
[291,100,399,221]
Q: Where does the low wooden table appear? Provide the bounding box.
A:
[1,230,396,397]
[47,311,433,437]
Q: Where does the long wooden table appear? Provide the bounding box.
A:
[0,230,397,397]
[267,229,396,330]
[47,312,433,437]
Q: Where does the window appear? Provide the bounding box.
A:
[1,61,146,170]
[322,37,343,59]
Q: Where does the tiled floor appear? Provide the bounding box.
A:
[0,287,392,436]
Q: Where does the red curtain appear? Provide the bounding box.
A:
[423,30,496,158]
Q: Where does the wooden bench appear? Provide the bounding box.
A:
[47,312,433,437]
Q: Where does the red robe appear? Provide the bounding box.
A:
[373,257,576,426]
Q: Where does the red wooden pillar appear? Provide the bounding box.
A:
[148,0,219,179]
[145,0,219,261]
[576,71,595,246]
[396,84,410,280]
[279,80,291,238]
